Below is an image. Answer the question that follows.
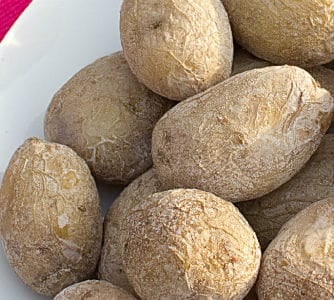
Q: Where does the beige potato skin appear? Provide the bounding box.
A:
[257,198,334,299]
[236,134,334,249]
[44,52,172,184]
[152,66,334,202]
[0,138,102,297]
[120,0,233,101]
[98,169,164,294]
[120,189,261,300]
[54,280,137,300]
[222,0,334,67]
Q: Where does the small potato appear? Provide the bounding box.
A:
[44,52,172,184]
[120,189,261,300]
[152,66,333,202]
[98,169,163,294]
[120,0,233,100]
[0,138,102,296]
[222,0,334,67]
[257,198,334,299]
[54,280,137,300]
[237,134,334,249]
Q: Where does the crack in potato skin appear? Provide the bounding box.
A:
[237,134,334,249]
[54,280,137,300]
[44,52,172,185]
[257,198,334,299]
[222,0,334,67]
[120,0,233,100]
[98,169,164,294]
[152,66,334,202]
[119,189,261,300]
[0,138,102,297]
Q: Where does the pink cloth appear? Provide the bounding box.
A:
[0,0,31,42]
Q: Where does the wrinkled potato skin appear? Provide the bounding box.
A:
[98,169,163,294]
[232,48,334,128]
[152,66,334,202]
[120,0,233,100]
[54,280,137,300]
[120,189,261,300]
[237,134,334,249]
[44,52,172,184]
[0,138,102,297]
[257,198,334,299]
[222,0,334,67]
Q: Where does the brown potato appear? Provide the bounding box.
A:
[236,134,334,249]
[222,0,334,67]
[44,52,172,184]
[120,189,261,299]
[257,198,334,299]
[54,280,137,300]
[152,66,334,202]
[120,0,233,100]
[98,169,163,294]
[0,138,102,296]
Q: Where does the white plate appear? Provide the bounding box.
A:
[0,1,123,298]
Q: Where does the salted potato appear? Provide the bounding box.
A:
[0,138,102,296]
[153,66,334,202]
[222,0,334,67]
[44,52,172,184]
[237,134,334,249]
[120,0,233,101]
[120,189,261,299]
[98,169,163,293]
[257,198,334,299]
[54,280,137,300]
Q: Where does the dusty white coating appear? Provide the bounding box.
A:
[120,0,233,100]
[44,52,172,184]
[152,66,334,202]
[120,189,261,299]
[237,134,334,249]
[257,198,334,299]
[222,0,334,67]
[0,138,102,297]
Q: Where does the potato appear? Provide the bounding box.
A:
[0,138,102,296]
[120,189,261,299]
[257,198,334,299]
[236,134,334,249]
[98,168,163,294]
[232,48,334,128]
[120,0,233,101]
[222,0,334,67]
[152,66,334,202]
[44,52,172,184]
[54,280,137,300]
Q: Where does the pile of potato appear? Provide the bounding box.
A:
[1,0,334,299]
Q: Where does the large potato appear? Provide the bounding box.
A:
[120,0,233,101]
[44,52,172,184]
[222,0,334,67]
[98,169,163,294]
[257,198,334,299]
[152,66,334,202]
[0,138,102,296]
[237,134,334,248]
[54,280,137,300]
[120,189,261,299]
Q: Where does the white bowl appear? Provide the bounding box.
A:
[0,1,122,298]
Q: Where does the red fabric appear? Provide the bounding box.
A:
[0,0,31,42]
